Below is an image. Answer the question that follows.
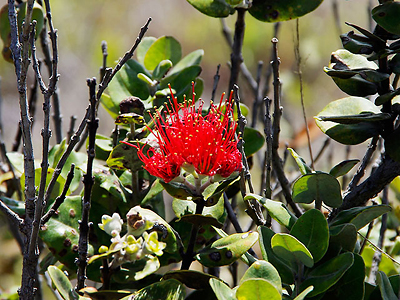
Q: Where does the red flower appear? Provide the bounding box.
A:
[123,85,242,183]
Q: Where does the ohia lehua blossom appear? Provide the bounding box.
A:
[123,84,243,185]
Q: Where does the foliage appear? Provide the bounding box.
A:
[1,0,400,300]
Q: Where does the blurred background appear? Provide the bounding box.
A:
[0,0,372,296]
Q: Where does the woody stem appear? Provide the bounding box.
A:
[180,197,205,270]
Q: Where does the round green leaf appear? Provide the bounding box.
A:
[315,97,381,145]
[236,279,281,300]
[243,127,265,157]
[121,279,185,300]
[239,260,282,294]
[196,231,258,267]
[169,49,204,76]
[246,194,297,230]
[329,159,359,178]
[106,141,150,172]
[47,266,82,300]
[372,2,400,35]
[249,0,323,22]
[299,252,354,297]
[322,254,365,300]
[290,209,329,263]
[159,65,202,97]
[136,36,157,65]
[271,233,314,268]
[144,36,182,71]
[292,172,342,208]
[187,0,235,18]
[163,270,220,290]
[329,223,358,253]
[210,278,236,300]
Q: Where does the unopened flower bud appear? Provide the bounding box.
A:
[120,96,145,115]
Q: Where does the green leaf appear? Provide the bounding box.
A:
[163,270,220,290]
[246,193,297,230]
[372,2,400,35]
[322,254,365,300]
[329,159,359,178]
[375,89,400,106]
[169,49,204,76]
[235,279,281,300]
[120,279,185,300]
[271,233,314,269]
[141,179,165,218]
[196,231,258,267]
[249,0,323,22]
[294,286,314,300]
[159,65,202,97]
[136,36,157,65]
[288,148,312,175]
[144,36,182,71]
[0,195,25,215]
[243,127,265,157]
[317,112,391,124]
[315,96,381,145]
[40,196,93,272]
[152,59,173,81]
[106,141,150,172]
[205,175,240,207]
[93,134,114,161]
[47,265,85,300]
[239,260,282,294]
[257,226,295,285]
[292,172,342,208]
[329,223,358,253]
[299,252,354,297]
[377,271,398,300]
[340,31,375,55]
[186,0,235,18]
[209,278,236,300]
[329,205,391,230]
[290,209,329,263]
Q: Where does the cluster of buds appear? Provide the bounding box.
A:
[97,207,166,268]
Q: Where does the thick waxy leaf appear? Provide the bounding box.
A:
[257,226,295,285]
[40,196,93,271]
[235,279,281,300]
[205,176,239,207]
[329,223,358,253]
[249,0,323,22]
[196,231,258,267]
[329,159,359,178]
[0,196,25,215]
[152,59,173,81]
[341,31,375,55]
[79,288,131,300]
[169,49,204,76]
[288,148,312,175]
[317,112,391,124]
[375,89,400,106]
[107,141,150,172]
[372,2,400,35]
[209,278,236,300]
[47,266,88,300]
[377,271,398,300]
[299,253,354,297]
[163,270,220,290]
[315,97,381,145]
[329,205,391,230]
[243,127,264,157]
[159,65,202,98]
[389,54,400,75]
[141,179,165,218]
[271,233,314,269]
[292,172,342,208]
[144,36,181,71]
[322,254,365,300]
[246,194,297,230]
[239,260,282,294]
[294,286,314,300]
[290,209,329,263]
[136,37,157,65]
[120,279,185,300]
[186,0,235,18]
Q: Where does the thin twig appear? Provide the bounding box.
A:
[211,64,221,103]
[220,14,257,94]
[270,38,302,217]
[331,0,342,43]
[0,197,24,229]
[41,164,75,224]
[234,85,265,226]
[77,78,98,291]
[313,137,330,164]
[66,115,77,143]
[347,135,379,191]
[294,19,314,169]
[262,97,273,200]
[100,40,108,82]
[262,22,280,98]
